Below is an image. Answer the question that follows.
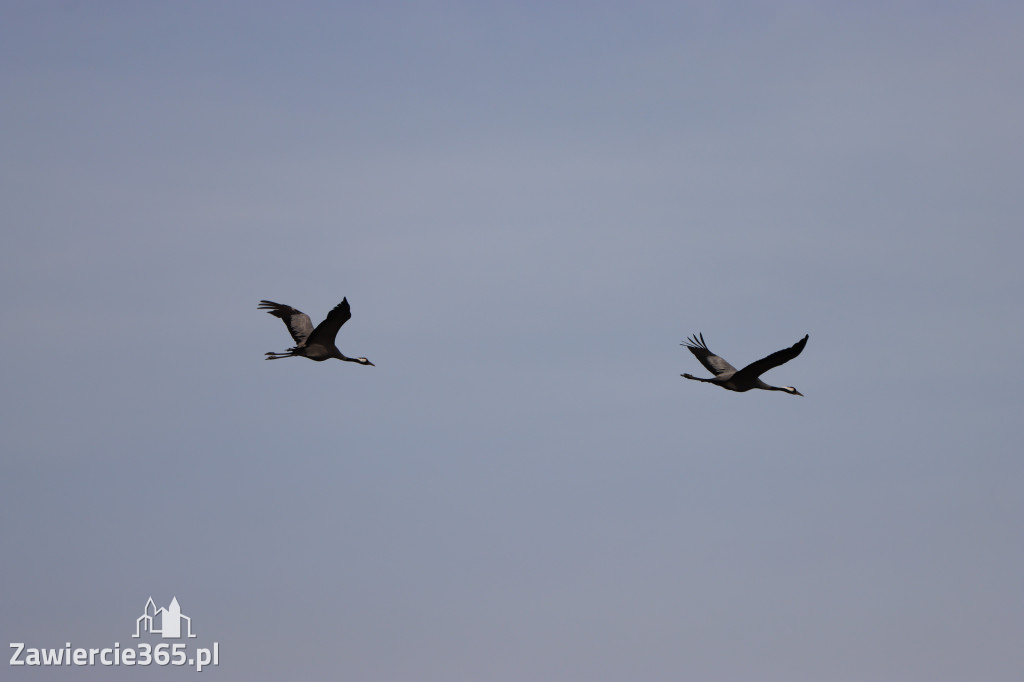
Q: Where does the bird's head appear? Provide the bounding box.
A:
[355,357,374,366]
[783,386,803,396]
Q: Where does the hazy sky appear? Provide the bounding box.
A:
[2,3,1022,681]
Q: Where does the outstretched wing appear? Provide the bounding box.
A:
[306,298,352,348]
[259,300,315,345]
[681,333,737,376]
[735,334,809,381]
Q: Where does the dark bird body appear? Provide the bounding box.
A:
[681,333,807,396]
[259,298,374,365]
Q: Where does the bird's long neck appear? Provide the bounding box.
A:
[760,381,800,396]
[337,353,371,366]
[757,380,786,392]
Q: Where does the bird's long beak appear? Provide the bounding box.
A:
[792,389,804,396]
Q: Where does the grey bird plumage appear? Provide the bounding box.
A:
[681,333,807,396]
[259,298,374,366]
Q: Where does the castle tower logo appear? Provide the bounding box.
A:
[133,597,197,639]
[9,595,218,671]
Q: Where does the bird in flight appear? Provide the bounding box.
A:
[681,333,807,395]
[259,298,374,366]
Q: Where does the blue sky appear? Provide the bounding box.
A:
[2,3,1023,680]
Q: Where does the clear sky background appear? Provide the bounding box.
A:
[2,2,1022,681]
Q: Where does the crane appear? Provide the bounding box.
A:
[259,298,374,366]
[681,332,807,395]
